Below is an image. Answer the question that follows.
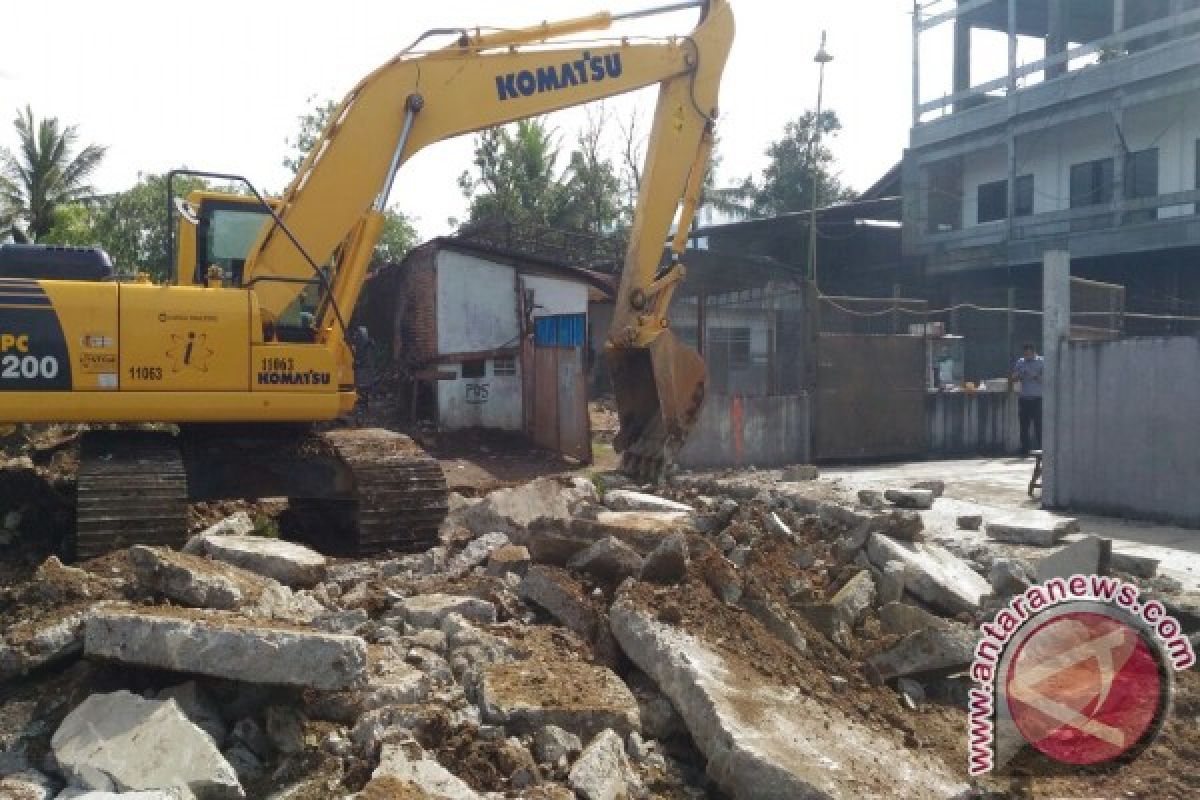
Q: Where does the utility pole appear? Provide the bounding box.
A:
[809,31,833,289]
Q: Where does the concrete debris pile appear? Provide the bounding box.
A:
[1,468,1197,799]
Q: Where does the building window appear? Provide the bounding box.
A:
[461,359,486,379]
[1124,147,1159,224]
[977,180,1007,224]
[1070,157,1115,207]
[534,314,586,347]
[1070,157,1114,232]
[707,327,751,370]
[492,357,516,376]
[1014,174,1034,217]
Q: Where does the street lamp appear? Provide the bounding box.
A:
[808,30,833,288]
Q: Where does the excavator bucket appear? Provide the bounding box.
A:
[607,330,707,483]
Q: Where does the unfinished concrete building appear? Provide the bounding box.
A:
[904,0,1200,374]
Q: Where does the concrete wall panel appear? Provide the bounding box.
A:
[927,391,1021,456]
[435,251,518,354]
[678,393,811,469]
[1051,336,1200,526]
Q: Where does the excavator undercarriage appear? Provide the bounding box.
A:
[74,426,448,560]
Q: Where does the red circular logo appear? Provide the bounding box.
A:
[1005,610,1166,766]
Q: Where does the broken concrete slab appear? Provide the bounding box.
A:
[51,690,242,799]
[518,566,619,666]
[401,594,497,628]
[610,596,967,799]
[446,532,509,577]
[572,511,697,553]
[830,570,876,629]
[639,533,689,585]
[156,682,226,748]
[866,626,977,683]
[195,511,256,539]
[307,645,432,723]
[568,729,642,800]
[884,488,934,510]
[84,606,366,690]
[486,544,531,578]
[533,724,582,764]
[857,490,885,510]
[741,583,807,653]
[566,536,644,583]
[874,510,925,543]
[0,607,90,682]
[182,534,326,588]
[877,561,906,605]
[988,558,1034,598]
[462,477,577,538]
[986,514,1080,547]
[362,740,481,799]
[1110,551,1160,579]
[478,660,640,741]
[877,602,958,636]
[866,533,990,614]
[0,775,53,800]
[128,546,310,621]
[523,519,599,566]
[602,490,692,514]
[1035,536,1112,583]
[910,480,945,498]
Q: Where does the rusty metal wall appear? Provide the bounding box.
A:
[677,393,811,469]
[531,346,592,463]
[814,334,928,461]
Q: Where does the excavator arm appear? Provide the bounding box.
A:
[243,0,734,480]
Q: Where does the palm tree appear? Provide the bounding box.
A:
[0,105,106,242]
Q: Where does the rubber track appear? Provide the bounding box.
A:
[295,428,449,556]
[75,430,188,560]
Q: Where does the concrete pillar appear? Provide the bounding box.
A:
[953,6,971,110]
[1042,250,1070,508]
[1007,0,1018,93]
[1112,99,1126,228]
[1046,0,1068,80]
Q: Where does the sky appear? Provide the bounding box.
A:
[0,0,961,240]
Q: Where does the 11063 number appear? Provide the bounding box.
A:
[1,354,59,380]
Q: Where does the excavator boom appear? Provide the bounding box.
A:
[243,0,734,480]
[0,1,734,558]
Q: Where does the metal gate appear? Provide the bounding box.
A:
[531,346,591,463]
[814,334,927,461]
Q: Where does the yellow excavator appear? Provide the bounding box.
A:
[0,0,733,558]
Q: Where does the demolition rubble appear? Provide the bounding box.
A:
[1,459,1199,799]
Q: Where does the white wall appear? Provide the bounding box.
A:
[437,358,523,432]
[522,274,588,318]
[958,91,1200,227]
[434,251,521,431]
[435,250,519,353]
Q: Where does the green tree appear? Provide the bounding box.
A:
[285,95,419,261]
[282,96,338,176]
[374,210,418,264]
[0,105,106,241]
[748,110,856,216]
[459,118,567,227]
[41,202,97,246]
[558,108,621,234]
